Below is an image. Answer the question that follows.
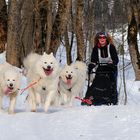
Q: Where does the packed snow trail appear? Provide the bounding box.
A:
[1,105,140,140]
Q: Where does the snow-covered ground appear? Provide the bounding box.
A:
[1,105,140,140]
[1,37,140,140]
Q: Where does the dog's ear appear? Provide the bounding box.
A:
[50,52,53,56]
[43,52,46,55]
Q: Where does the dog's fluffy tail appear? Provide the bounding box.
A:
[23,53,41,70]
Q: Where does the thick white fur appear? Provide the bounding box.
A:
[58,61,87,106]
[71,61,87,98]
[0,62,21,114]
[23,53,41,76]
[23,52,60,112]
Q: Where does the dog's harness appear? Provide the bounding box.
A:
[58,76,73,95]
[20,77,42,94]
[67,88,72,92]
[75,96,92,105]
[57,83,72,95]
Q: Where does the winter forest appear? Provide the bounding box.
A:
[1,0,140,140]
[0,0,138,72]
[1,0,140,97]
[0,0,134,64]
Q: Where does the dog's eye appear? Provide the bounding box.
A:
[44,62,47,64]
[66,71,68,73]
[13,79,15,81]
[7,79,10,81]
[71,71,73,73]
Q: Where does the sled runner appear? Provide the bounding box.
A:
[84,63,118,106]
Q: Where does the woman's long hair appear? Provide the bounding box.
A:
[93,32,114,47]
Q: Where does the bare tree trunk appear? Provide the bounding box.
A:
[0,0,7,53]
[101,0,105,31]
[21,0,34,58]
[127,0,140,80]
[64,27,72,64]
[138,1,140,34]
[33,0,44,54]
[45,0,52,51]
[121,24,127,105]
[64,0,74,64]
[128,0,140,34]
[6,0,22,67]
[75,0,85,61]
[47,0,71,55]
[87,0,95,62]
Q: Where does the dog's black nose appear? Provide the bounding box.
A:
[42,87,46,91]
[47,65,51,69]
[10,83,13,87]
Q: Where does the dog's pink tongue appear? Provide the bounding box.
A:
[4,87,12,96]
[67,79,71,85]
[45,69,53,76]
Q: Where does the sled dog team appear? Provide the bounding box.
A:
[0,52,87,114]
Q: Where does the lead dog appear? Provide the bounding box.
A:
[23,52,60,112]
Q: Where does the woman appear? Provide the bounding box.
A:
[82,31,119,106]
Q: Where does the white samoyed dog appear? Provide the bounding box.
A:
[71,61,87,98]
[23,52,60,112]
[58,65,78,106]
[58,61,87,106]
[0,62,21,114]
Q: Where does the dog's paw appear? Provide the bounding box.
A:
[44,107,49,113]
[8,110,15,114]
[44,109,48,113]
[0,109,5,113]
[31,109,37,112]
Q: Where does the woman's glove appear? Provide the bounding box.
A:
[88,63,96,74]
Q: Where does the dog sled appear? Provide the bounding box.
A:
[84,63,118,106]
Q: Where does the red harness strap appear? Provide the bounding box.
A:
[20,77,41,95]
[75,96,92,105]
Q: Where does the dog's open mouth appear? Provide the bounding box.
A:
[66,76,72,85]
[43,67,53,75]
[4,86,14,96]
